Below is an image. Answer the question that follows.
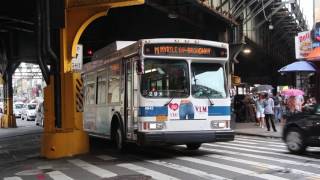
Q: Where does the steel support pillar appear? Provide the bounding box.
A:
[41,0,144,159]
[0,64,16,128]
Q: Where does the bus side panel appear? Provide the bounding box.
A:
[83,105,97,132]
[96,105,110,136]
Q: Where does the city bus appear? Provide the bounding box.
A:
[82,38,234,150]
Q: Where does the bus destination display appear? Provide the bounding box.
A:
[144,43,227,58]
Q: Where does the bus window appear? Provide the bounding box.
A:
[141,59,189,98]
[108,63,121,103]
[97,75,107,104]
[191,63,226,98]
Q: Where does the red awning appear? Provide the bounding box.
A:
[306,47,320,61]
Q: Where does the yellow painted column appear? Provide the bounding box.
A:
[41,0,144,159]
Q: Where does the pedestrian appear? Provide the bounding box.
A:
[295,95,304,112]
[273,93,282,123]
[255,94,265,128]
[264,93,277,132]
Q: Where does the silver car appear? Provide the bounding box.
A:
[21,103,37,121]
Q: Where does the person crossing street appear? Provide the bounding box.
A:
[264,93,277,132]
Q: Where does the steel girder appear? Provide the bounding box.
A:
[242,0,274,25]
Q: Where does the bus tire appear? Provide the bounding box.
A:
[186,143,201,150]
[113,124,127,152]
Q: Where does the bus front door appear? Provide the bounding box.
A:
[124,59,134,140]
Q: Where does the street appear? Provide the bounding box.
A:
[1,134,320,180]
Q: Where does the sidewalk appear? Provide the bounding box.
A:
[234,122,282,138]
[0,126,43,139]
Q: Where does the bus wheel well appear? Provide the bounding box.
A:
[111,113,122,141]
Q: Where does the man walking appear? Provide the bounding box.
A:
[264,93,277,132]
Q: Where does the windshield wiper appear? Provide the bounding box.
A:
[164,90,188,106]
[205,93,214,106]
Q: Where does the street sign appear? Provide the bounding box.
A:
[72,44,83,72]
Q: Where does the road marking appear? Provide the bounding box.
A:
[3,177,23,180]
[177,156,288,180]
[147,160,230,180]
[117,163,179,180]
[203,143,320,163]
[98,154,229,180]
[68,159,117,178]
[217,142,287,152]
[201,147,320,169]
[205,153,320,179]
[235,138,286,147]
[236,137,285,145]
[236,135,282,142]
[96,155,116,161]
[233,140,258,145]
[47,171,73,180]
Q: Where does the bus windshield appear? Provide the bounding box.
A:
[141,59,189,98]
[191,62,226,98]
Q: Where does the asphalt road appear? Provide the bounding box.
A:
[1,134,320,180]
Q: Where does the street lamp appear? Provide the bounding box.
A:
[268,21,274,30]
[243,48,251,54]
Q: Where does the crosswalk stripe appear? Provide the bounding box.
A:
[233,140,258,145]
[98,154,229,180]
[205,154,320,179]
[217,142,287,152]
[236,135,282,141]
[147,160,230,180]
[203,143,320,163]
[47,171,74,180]
[236,137,284,145]
[201,147,320,169]
[117,163,179,180]
[235,138,286,146]
[68,159,117,178]
[235,139,286,148]
[177,156,288,180]
[96,155,116,161]
[3,177,23,180]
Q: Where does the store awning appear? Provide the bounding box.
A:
[306,47,320,61]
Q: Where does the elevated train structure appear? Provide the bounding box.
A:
[0,0,307,158]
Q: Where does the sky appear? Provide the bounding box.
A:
[299,0,314,29]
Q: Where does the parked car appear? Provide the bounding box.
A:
[282,104,320,154]
[13,102,24,118]
[36,102,44,127]
[21,103,37,121]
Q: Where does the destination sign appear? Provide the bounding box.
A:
[144,44,227,58]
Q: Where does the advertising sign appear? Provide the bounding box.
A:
[295,31,312,59]
[167,99,208,120]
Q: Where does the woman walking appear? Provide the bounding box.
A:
[255,94,265,128]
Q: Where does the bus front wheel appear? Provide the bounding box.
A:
[186,143,201,150]
[115,126,124,151]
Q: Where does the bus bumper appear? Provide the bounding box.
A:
[137,130,234,146]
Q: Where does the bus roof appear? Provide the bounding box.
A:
[83,38,229,73]
[92,41,136,61]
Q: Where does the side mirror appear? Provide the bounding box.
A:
[136,59,144,75]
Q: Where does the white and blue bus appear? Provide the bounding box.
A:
[82,38,234,150]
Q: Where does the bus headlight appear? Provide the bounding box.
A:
[211,120,228,129]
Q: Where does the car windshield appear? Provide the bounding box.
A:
[28,104,37,110]
[15,104,23,109]
[191,62,226,98]
[141,59,189,98]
